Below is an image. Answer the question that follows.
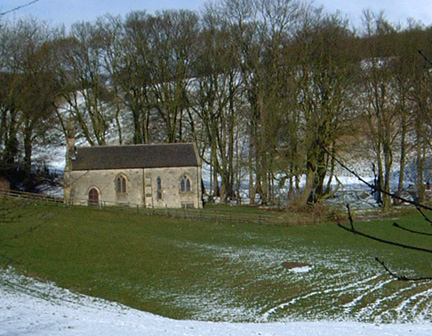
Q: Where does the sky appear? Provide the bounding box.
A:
[0,0,432,29]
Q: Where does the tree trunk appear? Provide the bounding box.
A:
[23,123,33,191]
[288,175,295,201]
[416,127,425,203]
[376,152,384,207]
[297,162,316,206]
[397,118,407,198]
[64,117,75,204]
[382,148,392,210]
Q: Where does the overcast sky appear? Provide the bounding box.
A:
[0,0,431,28]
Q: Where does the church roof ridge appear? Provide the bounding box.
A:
[71,143,200,171]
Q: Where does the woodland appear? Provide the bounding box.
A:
[1,0,432,209]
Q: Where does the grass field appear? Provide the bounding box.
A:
[1,198,432,323]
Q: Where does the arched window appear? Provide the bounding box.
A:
[180,174,191,192]
[156,177,162,200]
[116,174,127,194]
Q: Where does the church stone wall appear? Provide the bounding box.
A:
[69,166,202,209]
[69,168,144,206]
[144,166,202,209]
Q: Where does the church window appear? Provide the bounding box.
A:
[116,174,127,194]
[180,175,191,192]
[157,177,162,200]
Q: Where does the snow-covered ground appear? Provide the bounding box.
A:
[1,270,431,336]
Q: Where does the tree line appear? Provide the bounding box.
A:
[1,0,432,209]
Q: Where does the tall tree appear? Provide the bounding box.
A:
[106,11,154,144]
[191,8,244,203]
[409,48,432,203]
[389,23,428,200]
[358,12,400,210]
[55,21,113,146]
[147,10,200,143]
[0,19,58,190]
[291,9,359,206]
[222,0,301,205]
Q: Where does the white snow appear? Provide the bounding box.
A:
[289,266,313,273]
[1,270,431,336]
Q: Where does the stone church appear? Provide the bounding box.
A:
[64,143,203,209]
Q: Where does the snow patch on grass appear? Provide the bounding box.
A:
[0,271,432,336]
[2,269,432,336]
[166,240,432,323]
[289,265,313,273]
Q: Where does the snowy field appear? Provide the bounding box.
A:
[7,143,430,334]
[1,270,431,336]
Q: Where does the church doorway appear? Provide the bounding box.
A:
[88,187,99,206]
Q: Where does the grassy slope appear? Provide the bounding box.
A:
[1,199,431,322]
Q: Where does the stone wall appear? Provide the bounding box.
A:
[144,166,202,209]
[69,166,202,209]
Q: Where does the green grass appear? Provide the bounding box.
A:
[1,198,432,322]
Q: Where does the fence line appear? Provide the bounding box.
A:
[0,189,302,226]
[0,189,63,205]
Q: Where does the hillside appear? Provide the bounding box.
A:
[2,270,431,336]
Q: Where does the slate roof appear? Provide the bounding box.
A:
[71,143,200,171]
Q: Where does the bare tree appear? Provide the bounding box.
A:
[357,12,402,210]
[95,15,127,144]
[408,47,432,203]
[104,11,154,144]
[222,0,301,205]
[146,10,200,143]
[0,19,59,191]
[288,8,360,206]
[190,8,244,203]
[55,21,113,146]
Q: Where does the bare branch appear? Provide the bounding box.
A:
[392,222,432,236]
[338,221,432,253]
[416,206,432,225]
[347,203,354,231]
[337,205,432,254]
[418,50,432,67]
[322,146,432,211]
[0,0,40,16]
[338,222,432,254]
[331,156,432,281]
[375,257,432,281]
